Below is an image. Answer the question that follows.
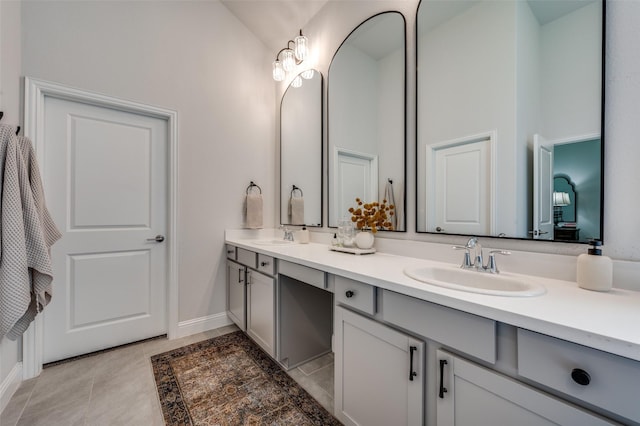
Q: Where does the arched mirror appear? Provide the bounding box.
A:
[280,69,323,227]
[328,11,406,231]
[416,0,604,242]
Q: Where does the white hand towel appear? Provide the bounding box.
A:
[246,193,263,229]
[290,197,305,225]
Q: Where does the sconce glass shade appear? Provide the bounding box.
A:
[301,69,315,80]
[291,75,303,88]
[272,61,285,81]
[294,34,308,61]
[282,49,296,72]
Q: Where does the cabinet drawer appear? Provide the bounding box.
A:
[225,244,236,260]
[236,247,256,268]
[380,290,496,364]
[517,329,640,424]
[334,276,376,316]
[256,254,275,276]
[279,260,325,289]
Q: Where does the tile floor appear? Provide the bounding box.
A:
[0,324,335,426]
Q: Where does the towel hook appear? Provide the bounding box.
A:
[388,178,393,184]
[290,185,303,198]
[246,181,262,194]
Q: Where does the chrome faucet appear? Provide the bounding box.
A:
[280,226,295,241]
[453,237,510,273]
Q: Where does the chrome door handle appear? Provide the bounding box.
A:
[146,235,165,243]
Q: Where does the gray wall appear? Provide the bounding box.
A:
[1,0,275,388]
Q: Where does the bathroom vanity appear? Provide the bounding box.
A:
[225,232,640,426]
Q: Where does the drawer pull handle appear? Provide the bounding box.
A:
[409,346,418,381]
[571,368,591,386]
[345,290,355,298]
[260,261,269,267]
[439,359,448,398]
[227,250,234,254]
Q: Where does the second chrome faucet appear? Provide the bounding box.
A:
[453,237,510,274]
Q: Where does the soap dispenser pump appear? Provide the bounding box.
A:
[576,240,612,292]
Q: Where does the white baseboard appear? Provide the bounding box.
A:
[175,312,232,339]
[0,362,23,414]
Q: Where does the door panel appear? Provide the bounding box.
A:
[331,148,378,226]
[533,134,554,240]
[429,137,492,235]
[43,96,167,363]
[69,251,151,328]
[71,116,151,227]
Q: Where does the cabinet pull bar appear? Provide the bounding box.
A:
[409,346,418,381]
[238,268,244,284]
[439,359,448,398]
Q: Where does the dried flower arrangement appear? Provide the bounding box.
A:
[348,197,395,233]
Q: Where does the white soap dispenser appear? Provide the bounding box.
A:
[576,240,612,292]
[297,226,310,244]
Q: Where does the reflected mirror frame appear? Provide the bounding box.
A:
[327,10,408,232]
[279,69,324,227]
[414,0,606,243]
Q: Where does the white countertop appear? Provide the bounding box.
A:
[225,234,640,362]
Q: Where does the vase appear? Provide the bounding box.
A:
[355,230,375,249]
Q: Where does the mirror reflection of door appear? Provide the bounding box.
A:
[426,133,495,236]
[532,134,554,240]
[533,134,601,242]
[334,148,378,223]
[552,136,601,242]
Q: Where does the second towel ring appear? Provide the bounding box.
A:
[246,181,262,194]
[290,185,303,198]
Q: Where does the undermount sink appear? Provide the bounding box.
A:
[403,265,546,297]
[253,239,297,246]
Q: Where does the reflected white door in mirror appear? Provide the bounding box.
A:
[426,132,496,236]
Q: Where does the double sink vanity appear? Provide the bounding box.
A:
[225,230,640,426]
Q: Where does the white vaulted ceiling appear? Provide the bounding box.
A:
[220,0,328,53]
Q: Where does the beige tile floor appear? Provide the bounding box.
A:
[0,325,335,426]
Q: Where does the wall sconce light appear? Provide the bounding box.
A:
[272,30,312,84]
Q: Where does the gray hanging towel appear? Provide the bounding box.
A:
[383,180,397,230]
[0,124,61,340]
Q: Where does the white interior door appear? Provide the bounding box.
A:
[427,135,493,235]
[532,134,554,240]
[42,96,168,363]
[332,148,378,225]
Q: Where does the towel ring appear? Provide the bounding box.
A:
[290,185,303,198]
[246,181,262,194]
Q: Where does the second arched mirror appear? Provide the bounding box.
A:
[280,69,323,227]
[328,11,406,231]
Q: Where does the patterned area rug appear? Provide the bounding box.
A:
[151,331,341,425]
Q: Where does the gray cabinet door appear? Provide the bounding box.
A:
[246,270,275,357]
[335,306,424,426]
[226,260,246,331]
[436,350,617,426]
